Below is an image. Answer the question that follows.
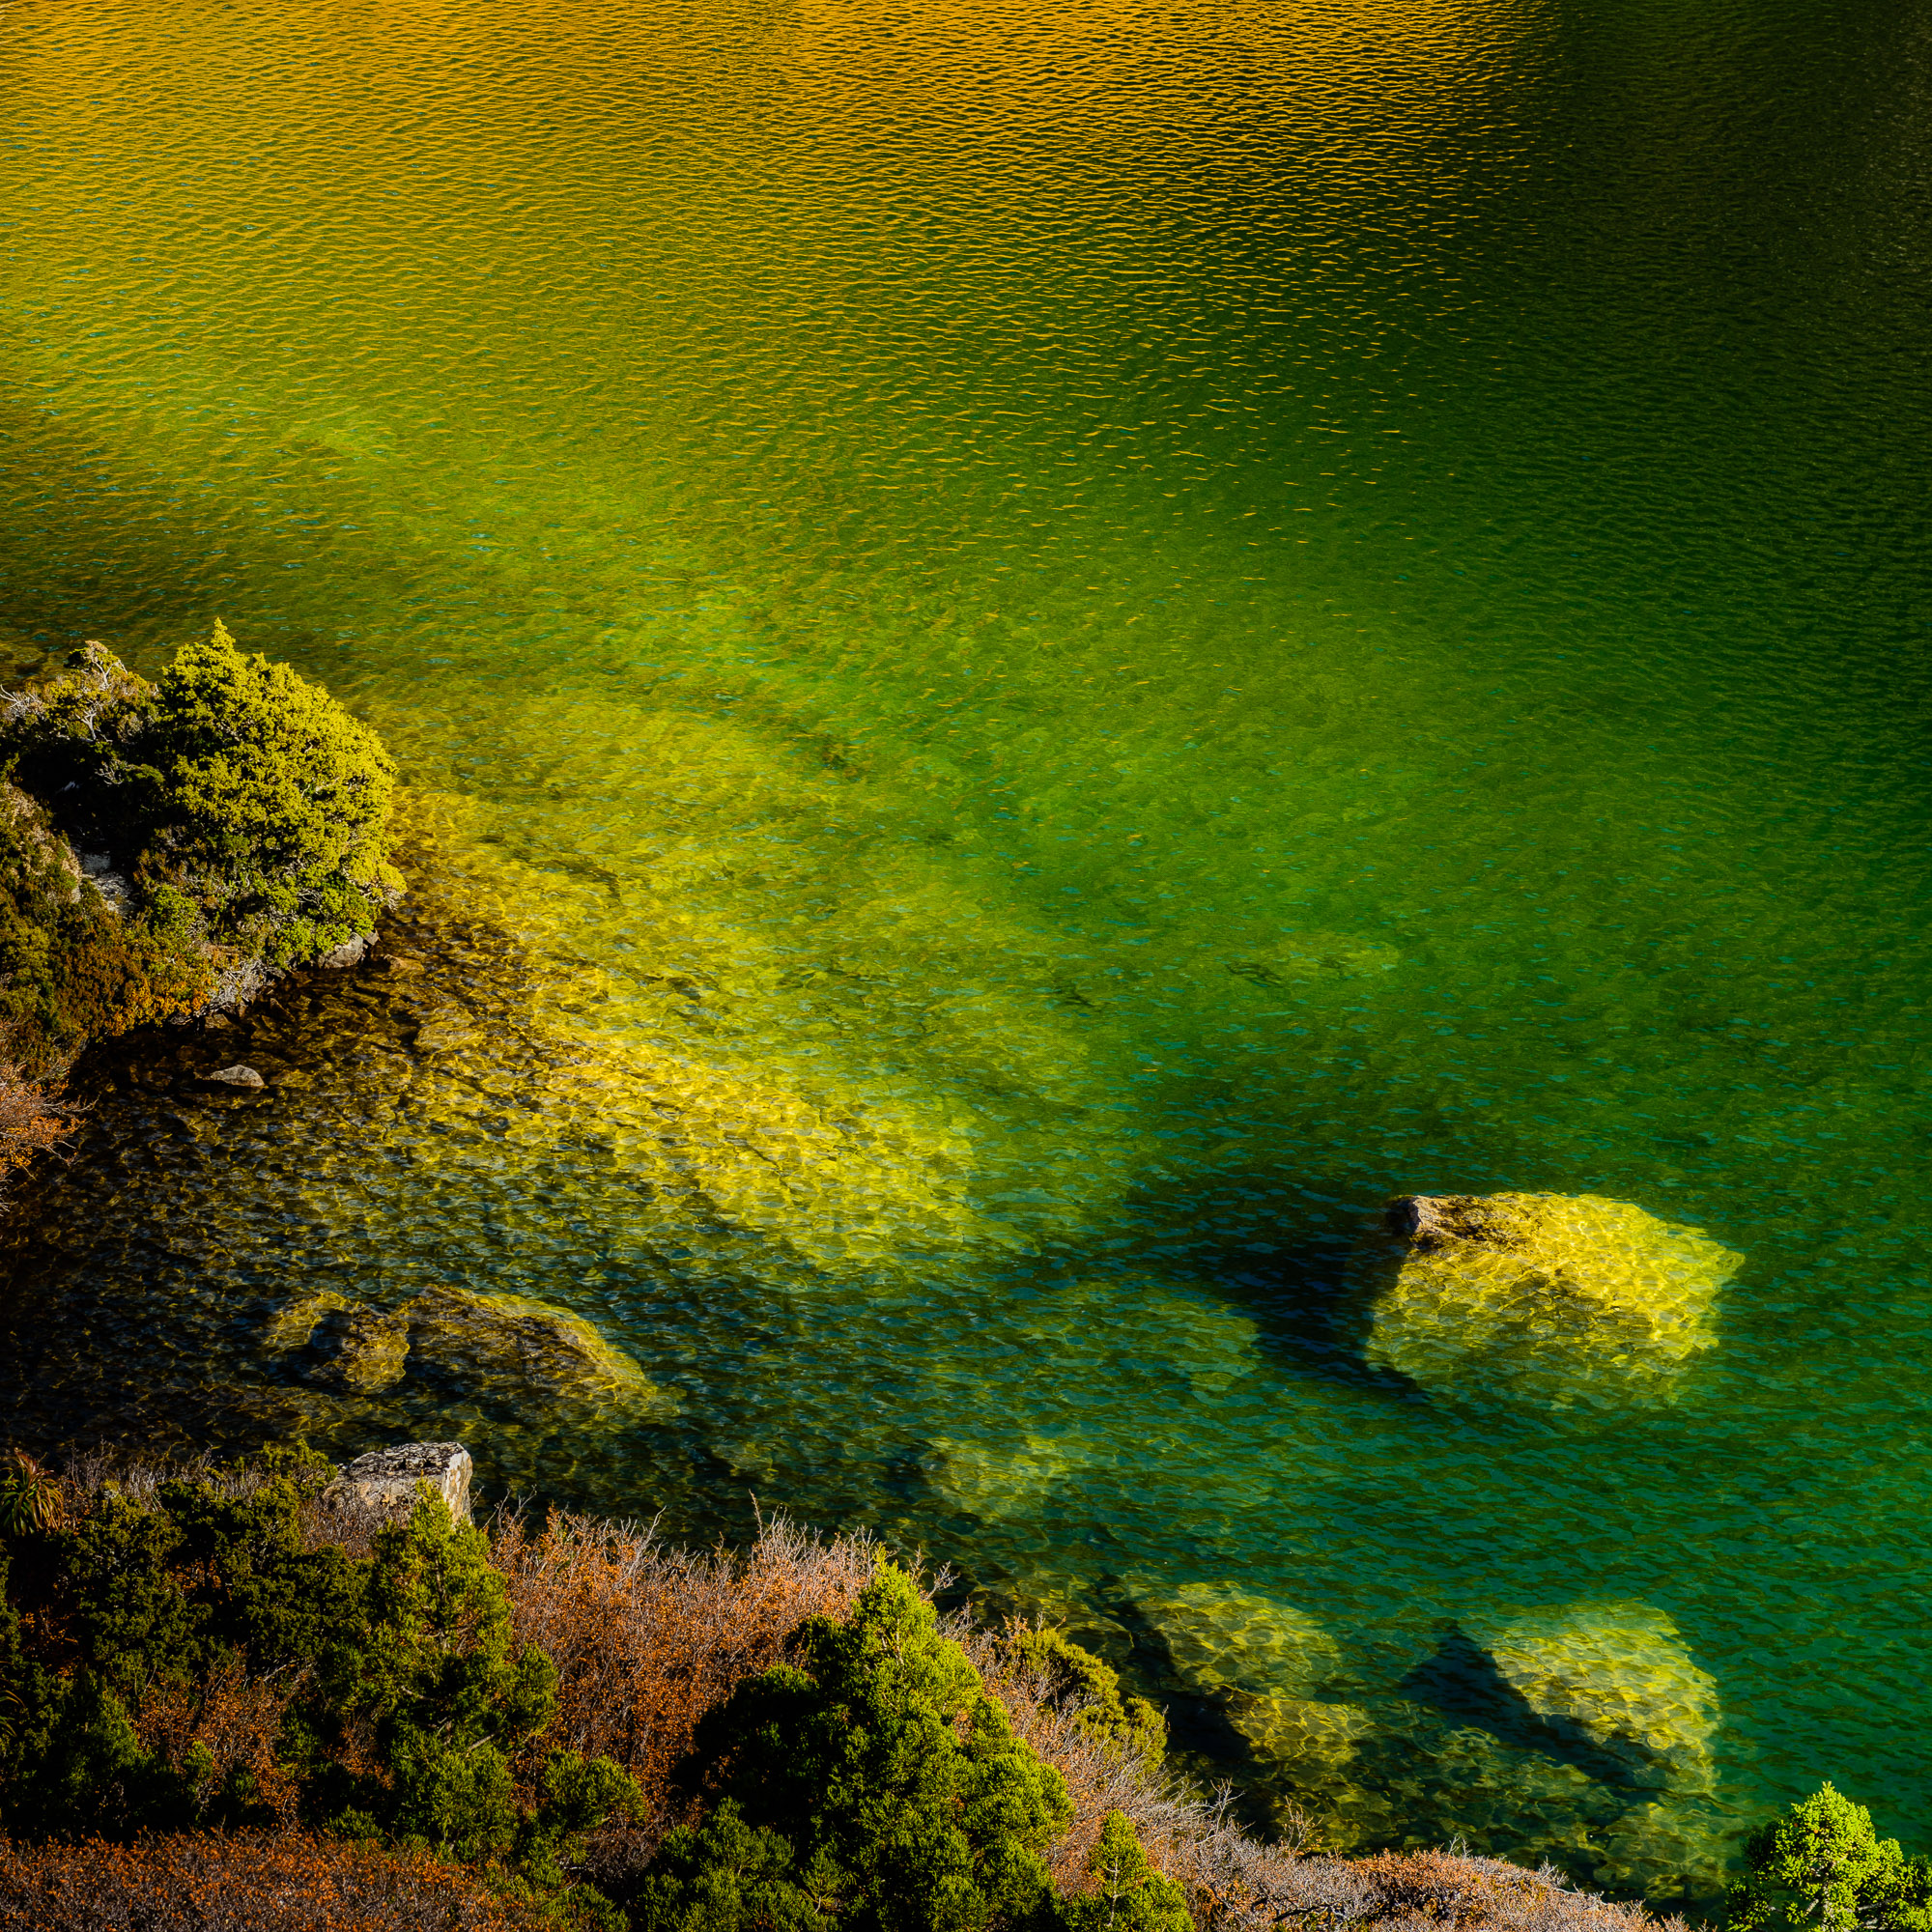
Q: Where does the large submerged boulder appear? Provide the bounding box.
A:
[921,1431,1090,1517]
[1134,1578,1343,1701]
[1459,1599,1719,1793]
[1359,1192,1740,1407]
[405,1283,677,1416]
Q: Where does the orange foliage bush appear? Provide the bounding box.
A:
[0,1034,71,1195]
[491,1507,875,1827]
[132,1658,303,1831]
[0,1832,549,1930]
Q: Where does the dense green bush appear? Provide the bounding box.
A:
[639,1559,1077,1932]
[0,1458,1198,1932]
[1726,1783,1932,1932]
[0,1445,639,1920]
[1,622,400,992]
[1004,1626,1165,1780]
[1059,1813,1189,1932]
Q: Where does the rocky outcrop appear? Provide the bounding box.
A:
[0,630,402,1090]
[1459,1600,1719,1793]
[1359,1191,1740,1408]
[323,1439,472,1527]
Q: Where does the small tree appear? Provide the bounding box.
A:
[1727,1783,1932,1932]
[642,1558,1075,1932]
[1004,1626,1165,1778]
[1058,1812,1189,1932]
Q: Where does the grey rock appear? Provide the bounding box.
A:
[379,954,425,977]
[316,934,369,969]
[204,1063,265,1088]
[79,852,134,915]
[326,1440,472,1527]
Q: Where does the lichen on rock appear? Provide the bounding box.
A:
[1358,1191,1741,1407]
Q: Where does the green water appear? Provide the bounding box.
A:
[4,0,1930,1903]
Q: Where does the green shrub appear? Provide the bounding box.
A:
[639,1558,1075,1932]
[1,622,400,984]
[1059,1813,1188,1932]
[1004,1627,1165,1779]
[0,1448,639,1918]
[1726,1783,1932,1932]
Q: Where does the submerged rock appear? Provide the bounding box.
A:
[262,1288,348,1351]
[1460,1600,1719,1792]
[314,1304,411,1394]
[1225,1688,1376,1771]
[324,1439,472,1527]
[1227,931,1399,985]
[405,1283,676,1415]
[202,1063,265,1088]
[1360,1192,1740,1407]
[1135,1578,1343,1701]
[922,1432,1089,1516]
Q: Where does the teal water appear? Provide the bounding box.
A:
[4,0,1930,1903]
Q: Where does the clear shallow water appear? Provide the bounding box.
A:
[4,0,1931,1903]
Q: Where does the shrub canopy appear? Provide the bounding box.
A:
[1726,1784,1932,1932]
[0,623,400,1005]
[0,1446,639,1918]
[641,1559,1075,1932]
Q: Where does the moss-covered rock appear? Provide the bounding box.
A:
[404,1283,676,1415]
[1359,1192,1740,1408]
[1459,1600,1719,1793]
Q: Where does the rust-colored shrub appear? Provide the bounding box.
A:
[131,1658,303,1832]
[491,1507,875,1824]
[0,1032,72,1193]
[0,1831,551,1930]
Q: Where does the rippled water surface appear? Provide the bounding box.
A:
[5,0,1931,1903]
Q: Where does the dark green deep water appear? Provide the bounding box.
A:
[4,0,1930,1902]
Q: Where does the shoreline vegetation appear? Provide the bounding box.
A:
[0,1443,1921,1932]
[0,1439,1696,1932]
[0,624,400,1190]
[1,636,1925,1928]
